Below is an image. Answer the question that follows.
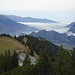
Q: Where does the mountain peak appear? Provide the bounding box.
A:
[66,21,75,28]
[67,21,75,33]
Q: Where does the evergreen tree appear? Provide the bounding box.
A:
[53,45,72,75]
[11,50,18,68]
[35,50,53,75]
[0,54,4,73]
[30,49,34,56]
[23,53,31,66]
[3,50,12,72]
[71,48,75,75]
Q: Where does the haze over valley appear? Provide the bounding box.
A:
[20,21,70,33]
[6,15,71,34]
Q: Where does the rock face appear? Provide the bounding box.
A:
[0,15,38,35]
[30,30,75,46]
[18,52,37,66]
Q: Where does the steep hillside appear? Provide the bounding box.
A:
[26,35,59,57]
[0,15,38,35]
[0,36,27,54]
[0,35,59,66]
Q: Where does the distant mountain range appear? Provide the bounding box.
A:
[30,30,75,49]
[0,15,38,35]
[6,15,57,23]
[30,21,75,49]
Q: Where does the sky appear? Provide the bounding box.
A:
[0,0,75,22]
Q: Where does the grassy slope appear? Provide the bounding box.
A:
[0,36,27,54]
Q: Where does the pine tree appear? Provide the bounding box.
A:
[23,53,31,66]
[35,50,53,75]
[53,45,72,75]
[0,54,4,73]
[71,48,75,75]
[11,50,18,68]
[3,50,12,72]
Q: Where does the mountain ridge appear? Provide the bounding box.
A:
[68,23,75,33]
[6,15,57,23]
[0,15,38,35]
[65,21,75,34]
[30,30,75,49]
[66,22,75,28]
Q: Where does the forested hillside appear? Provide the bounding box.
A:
[0,34,75,75]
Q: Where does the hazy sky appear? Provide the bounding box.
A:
[0,0,75,22]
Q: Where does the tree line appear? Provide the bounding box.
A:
[0,46,75,75]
